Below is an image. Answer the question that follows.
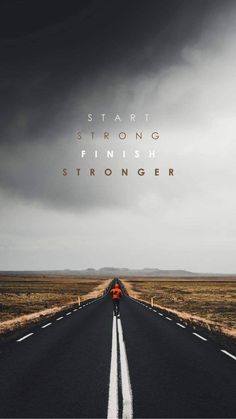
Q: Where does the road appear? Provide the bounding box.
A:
[0,280,235,418]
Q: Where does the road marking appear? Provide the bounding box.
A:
[56,316,63,321]
[66,312,72,316]
[117,318,133,419]
[176,323,186,328]
[158,313,163,316]
[17,333,34,342]
[192,332,207,341]
[153,310,157,313]
[41,322,52,329]
[73,309,78,312]
[107,316,118,419]
[166,317,172,321]
[220,350,236,361]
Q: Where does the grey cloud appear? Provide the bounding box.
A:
[1,6,236,214]
[0,0,231,148]
[1,1,236,272]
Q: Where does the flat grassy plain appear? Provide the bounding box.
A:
[0,275,109,333]
[124,278,236,338]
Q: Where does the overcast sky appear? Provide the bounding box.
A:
[0,0,236,273]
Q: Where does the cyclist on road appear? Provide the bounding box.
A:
[110,282,122,317]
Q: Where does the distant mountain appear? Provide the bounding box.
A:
[96,267,196,277]
[1,268,235,280]
[0,267,199,277]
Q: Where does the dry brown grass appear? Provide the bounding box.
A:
[124,278,236,338]
[0,275,110,334]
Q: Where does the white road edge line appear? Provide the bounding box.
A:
[176,323,186,328]
[56,316,63,321]
[73,309,78,312]
[117,318,133,419]
[192,332,207,341]
[220,349,236,361]
[158,313,163,316]
[107,316,118,419]
[66,312,72,316]
[17,333,34,342]
[41,322,52,329]
[166,317,172,321]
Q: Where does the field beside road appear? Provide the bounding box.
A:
[0,275,109,334]
[124,278,236,339]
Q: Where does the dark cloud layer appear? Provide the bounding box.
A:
[0,0,232,145]
[1,1,236,272]
[0,0,235,212]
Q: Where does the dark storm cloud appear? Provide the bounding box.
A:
[1,1,236,272]
[0,0,231,145]
[0,0,235,211]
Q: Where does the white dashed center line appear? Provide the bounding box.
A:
[41,323,52,329]
[220,350,236,361]
[16,333,34,342]
[158,313,163,316]
[73,309,78,312]
[192,332,207,341]
[66,312,72,316]
[56,316,63,321]
[166,317,172,321]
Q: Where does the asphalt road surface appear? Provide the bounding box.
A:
[0,280,235,418]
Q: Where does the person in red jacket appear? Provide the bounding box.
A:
[110,283,122,316]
